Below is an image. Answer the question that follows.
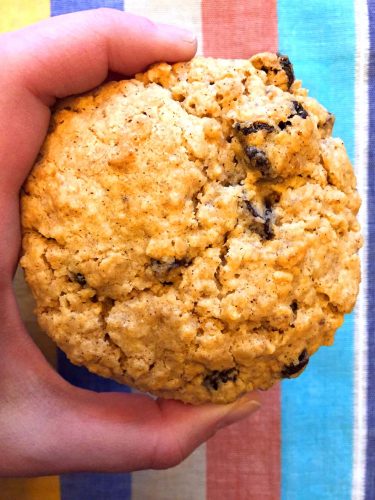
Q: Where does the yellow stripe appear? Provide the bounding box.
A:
[1,0,55,491]
[0,0,50,33]
[0,476,61,500]
[1,3,56,499]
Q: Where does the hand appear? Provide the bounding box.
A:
[0,9,260,477]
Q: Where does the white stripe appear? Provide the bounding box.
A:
[131,445,206,500]
[124,6,206,497]
[125,0,203,55]
[352,1,369,499]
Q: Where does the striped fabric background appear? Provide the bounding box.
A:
[0,0,372,498]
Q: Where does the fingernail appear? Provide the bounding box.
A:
[216,395,261,430]
[160,24,197,44]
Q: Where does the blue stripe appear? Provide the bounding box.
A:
[58,352,132,500]
[51,0,123,16]
[57,350,132,393]
[366,2,375,498]
[60,473,131,500]
[278,1,356,499]
[51,0,131,497]
[51,3,130,499]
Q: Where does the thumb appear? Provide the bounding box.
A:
[0,9,197,279]
[2,8,197,104]
[0,8,197,190]
[11,387,260,475]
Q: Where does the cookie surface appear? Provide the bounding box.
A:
[21,54,362,404]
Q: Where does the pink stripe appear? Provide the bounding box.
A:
[201,0,278,57]
[202,1,280,498]
[207,388,280,500]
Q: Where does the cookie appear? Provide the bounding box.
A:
[21,54,362,404]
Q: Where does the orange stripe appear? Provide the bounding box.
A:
[202,1,280,498]
[0,476,61,500]
[201,0,278,57]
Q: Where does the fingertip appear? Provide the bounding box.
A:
[149,394,260,468]
[106,11,197,63]
[158,23,197,44]
[7,10,198,103]
[158,393,261,439]
[188,393,261,430]
[154,23,197,60]
[214,395,261,430]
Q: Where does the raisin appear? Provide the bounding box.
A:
[75,273,86,286]
[235,121,275,135]
[277,53,295,88]
[245,197,276,240]
[266,191,281,205]
[278,101,308,130]
[278,119,292,130]
[244,200,264,219]
[151,258,187,272]
[263,200,274,240]
[290,300,298,313]
[292,101,308,119]
[91,294,98,303]
[151,258,190,283]
[245,146,271,175]
[319,112,335,135]
[173,259,191,268]
[204,368,239,391]
[327,112,335,126]
[282,349,309,378]
[62,105,80,113]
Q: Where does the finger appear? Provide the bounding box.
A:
[2,8,197,104]
[0,10,197,277]
[3,387,260,475]
[0,9,197,185]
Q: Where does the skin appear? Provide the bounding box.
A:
[0,9,260,477]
